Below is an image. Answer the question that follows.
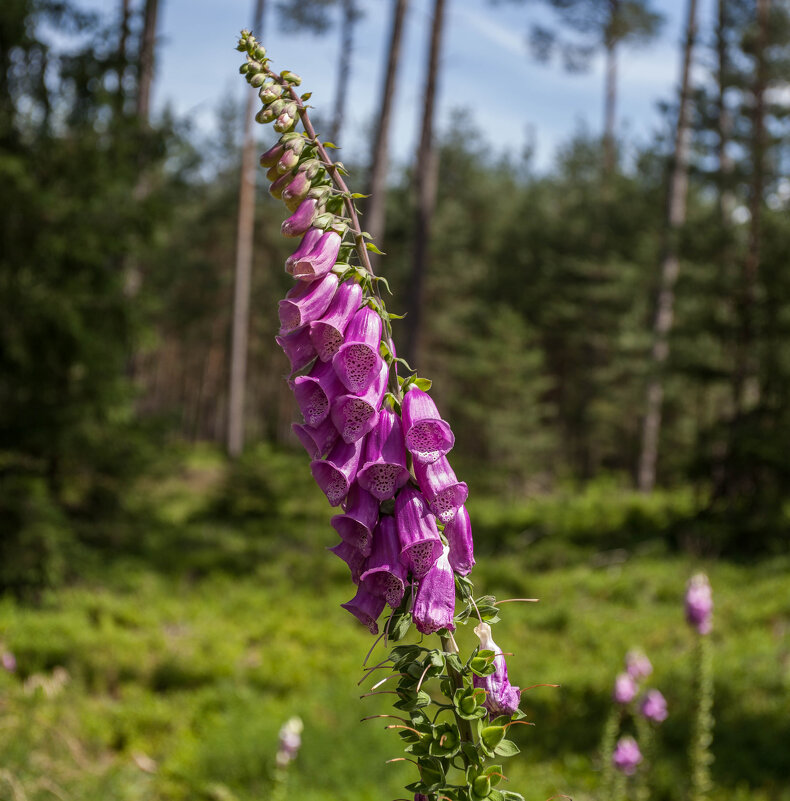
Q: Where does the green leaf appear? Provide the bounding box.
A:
[366,242,386,255]
[300,92,312,100]
[323,141,340,149]
[414,377,432,391]
[350,192,371,198]
[484,764,505,787]
[387,610,411,641]
[493,739,520,758]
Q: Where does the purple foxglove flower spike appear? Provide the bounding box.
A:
[360,516,408,608]
[260,142,285,167]
[341,585,386,634]
[332,307,384,395]
[625,650,652,680]
[287,231,342,282]
[640,689,668,722]
[444,504,475,576]
[310,436,364,507]
[279,273,338,333]
[330,358,388,444]
[275,325,317,375]
[613,672,638,704]
[685,573,713,635]
[401,387,455,465]
[281,197,318,237]
[310,280,363,362]
[293,358,345,427]
[282,170,311,206]
[356,409,410,501]
[394,486,443,578]
[472,621,521,717]
[285,228,324,273]
[413,455,468,524]
[612,736,642,775]
[292,418,338,460]
[412,544,455,634]
[331,482,379,556]
[328,539,366,584]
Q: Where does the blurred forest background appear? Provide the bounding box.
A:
[0,0,788,800]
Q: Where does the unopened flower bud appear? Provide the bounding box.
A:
[246,60,263,74]
[307,186,331,202]
[282,198,318,237]
[274,112,296,133]
[685,573,713,634]
[260,142,285,168]
[280,70,302,85]
[285,136,305,156]
[266,164,280,182]
[312,212,336,230]
[282,171,311,204]
[277,148,300,173]
[249,72,266,88]
[269,170,292,199]
[259,83,283,104]
[253,45,266,60]
[239,63,249,75]
[298,158,321,180]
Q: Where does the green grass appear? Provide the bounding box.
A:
[0,447,788,801]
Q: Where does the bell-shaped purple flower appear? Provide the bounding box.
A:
[293,358,345,427]
[341,585,387,634]
[275,325,317,375]
[310,435,364,507]
[285,228,323,273]
[260,142,285,168]
[612,736,642,775]
[613,672,637,704]
[331,482,379,556]
[472,622,521,718]
[287,231,341,282]
[361,516,408,609]
[330,358,388,444]
[685,573,713,635]
[269,169,293,199]
[394,486,443,578]
[328,539,366,584]
[356,409,410,501]
[292,419,338,460]
[281,197,318,237]
[279,273,338,333]
[277,147,300,174]
[412,544,455,634]
[401,387,455,465]
[413,456,468,524]
[310,280,363,362]
[332,308,384,395]
[282,170,311,206]
[444,504,475,576]
[625,650,653,680]
[640,689,668,723]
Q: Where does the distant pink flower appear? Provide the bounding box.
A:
[640,689,668,723]
[685,573,713,635]
[613,672,637,704]
[613,736,642,775]
[625,650,652,680]
[1,651,15,672]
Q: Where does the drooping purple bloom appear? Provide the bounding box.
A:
[341,585,387,634]
[310,280,363,362]
[413,455,468,524]
[612,736,642,775]
[281,197,318,237]
[260,141,285,167]
[401,387,455,465]
[292,418,339,460]
[332,307,384,395]
[685,573,713,635]
[285,228,323,273]
[331,482,379,556]
[640,689,668,723]
[613,672,638,704]
[330,358,388,443]
[292,357,345,427]
[279,273,338,333]
[277,147,300,174]
[360,516,408,609]
[274,325,317,374]
[625,650,653,680]
[356,409,410,501]
[328,539,367,584]
[287,231,341,282]
[310,435,364,507]
[269,169,293,199]
[412,544,455,634]
[444,504,475,576]
[282,170,311,206]
[394,486,443,578]
[472,621,521,717]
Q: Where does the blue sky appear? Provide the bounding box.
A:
[75,0,708,170]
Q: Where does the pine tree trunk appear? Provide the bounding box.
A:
[329,0,357,145]
[136,0,159,120]
[637,0,698,493]
[365,0,409,248]
[402,0,447,369]
[116,0,131,112]
[227,0,266,458]
[602,38,617,174]
[733,0,769,413]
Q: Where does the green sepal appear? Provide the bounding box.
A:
[414,376,432,391]
[484,765,505,787]
[500,792,525,801]
[428,722,461,758]
[417,757,446,790]
[446,652,464,674]
[488,790,505,801]
[453,686,487,720]
[461,741,482,768]
[493,739,520,758]
[387,609,411,641]
[470,650,497,678]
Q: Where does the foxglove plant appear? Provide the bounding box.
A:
[236,31,539,801]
